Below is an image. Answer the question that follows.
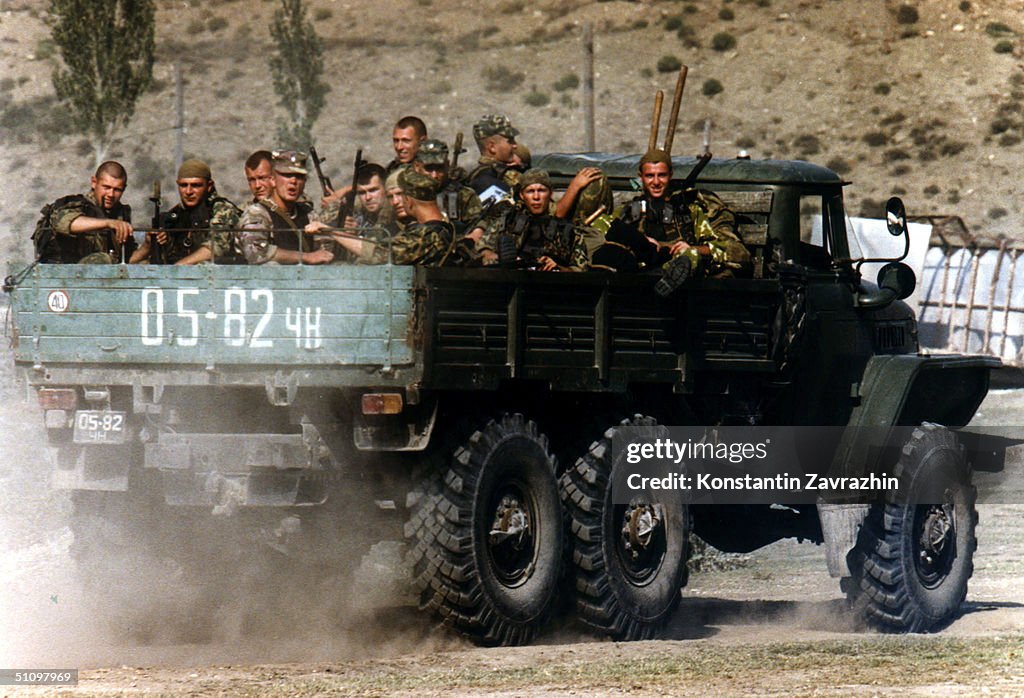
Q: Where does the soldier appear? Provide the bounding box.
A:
[237,150,334,265]
[384,168,415,232]
[603,148,750,294]
[39,161,140,264]
[386,115,427,173]
[481,169,588,271]
[323,169,461,267]
[467,114,519,205]
[142,159,240,265]
[412,138,482,235]
[244,150,275,202]
[321,162,396,263]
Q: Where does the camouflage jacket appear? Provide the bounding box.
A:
[468,157,513,204]
[160,194,240,263]
[238,198,320,265]
[437,182,483,233]
[481,205,589,270]
[361,219,458,266]
[48,191,134,263]
[618,188,750,277]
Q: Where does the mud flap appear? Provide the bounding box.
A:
[817,502,869,578]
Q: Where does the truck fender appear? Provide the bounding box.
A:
[819,353,1000,578]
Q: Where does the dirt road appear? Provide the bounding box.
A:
[1,353,1022,695]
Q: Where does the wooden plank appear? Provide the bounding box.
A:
[716,190,773,213]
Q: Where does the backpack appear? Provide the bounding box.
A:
[31,194,87,263]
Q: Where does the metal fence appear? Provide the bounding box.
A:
[915,216,1024,367]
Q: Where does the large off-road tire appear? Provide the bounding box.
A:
[405,414,563,646]
[560,415,690,640]
[846,423,978,633]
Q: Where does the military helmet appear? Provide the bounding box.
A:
[398,168,439,201]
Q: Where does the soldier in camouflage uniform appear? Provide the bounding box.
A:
[601,148,750,293]
[467,114,519,205]
[237,150,334,265]
[320,162,396,264]
[325,169,461,266]
[413,139,482,235]
[479,169,588,271]
[141,159,240,265]
[384,168,414,232]
[41,161,139,264]
[386,115,427,174]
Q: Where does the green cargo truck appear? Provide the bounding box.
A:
[4,153,999,645]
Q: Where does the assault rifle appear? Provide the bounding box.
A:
[149,181,164,265]
[309,146,334,199]
[338,148,364,227]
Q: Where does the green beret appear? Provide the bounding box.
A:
[518,169,551,191]
[417,139,449,165]
[398,168,439,201]
[177,158,211,180]
[473,114,519,143]
[639,148,672,169]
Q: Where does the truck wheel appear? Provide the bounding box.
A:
[560,416,690,640]
[846,423,978,633]
[408,414,563,646]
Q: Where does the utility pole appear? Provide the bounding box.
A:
[583,22,595,151]
[174,61,184,170]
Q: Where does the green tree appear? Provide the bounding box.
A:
[269,0,329,149]
[49,0,155,166]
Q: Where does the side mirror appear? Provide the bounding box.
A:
[876,261,916,301]
[885,197,908,237]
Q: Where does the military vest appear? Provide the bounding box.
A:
[257,200,313,252]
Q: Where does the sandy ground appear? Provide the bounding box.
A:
[0,344,1022,695]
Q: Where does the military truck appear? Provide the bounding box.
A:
[4,153,999,646]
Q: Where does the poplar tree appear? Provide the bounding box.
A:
[49,0,155,166]
[269,0,329,149]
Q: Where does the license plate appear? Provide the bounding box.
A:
[73,410,127,444]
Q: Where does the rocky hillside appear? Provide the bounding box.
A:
[2,0,1023,262]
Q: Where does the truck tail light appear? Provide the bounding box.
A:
[38,388,78,410]
[361,393,403,415]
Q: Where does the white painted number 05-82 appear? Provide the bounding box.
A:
[140,287,322,349]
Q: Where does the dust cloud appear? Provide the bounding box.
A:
[0,341,461,670]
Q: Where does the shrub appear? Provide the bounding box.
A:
[895,5,919,24]
[187,19,205,34]
[482,65,525,90]
[755,0,770,7]
[711,32,737,51]
[499,0,524,14]
[683,4,698,14]
[923,184,940,196]
[826,157,852,175]
[207,15,228,32]
[632,19,649,29]
[988,207,1008,219]
[947,190,961,204]
[719,8,735,20]
[793,134,820,155]
[640,67,653,78]
[873,82,891,95]
[990,117,1014,134]
[657,55,683,73]
[958,1,970,10]
[432,80,452,95]
[313,8,332,21]
[354,117,375,130]
[553,72,580,92]
[736,136,756,149]
[0,77,16,92]
[702,78,724,97]
[880,111,906,126]
[883,148,911,162]
[986,22,1014,37]
[665,15,683,31]
[995,40,1014,54]
[999,133,1021,147]
[862,131,889,147]
[34,39,56,60]
[524,88,550,107]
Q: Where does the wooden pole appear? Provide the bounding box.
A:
[662,65,688,156]
[648,90,664,153]
[583,22,595,151]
